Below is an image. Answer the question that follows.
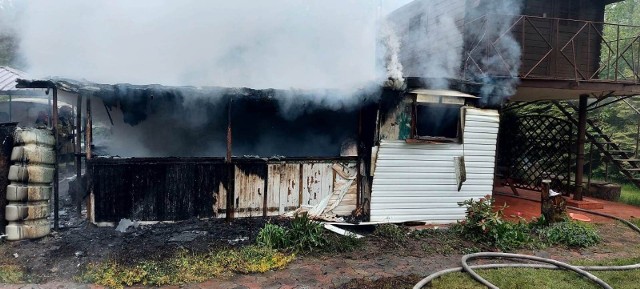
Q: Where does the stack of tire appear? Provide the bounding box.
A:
[5,128,55,241]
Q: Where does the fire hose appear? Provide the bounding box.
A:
[413,207,640,289]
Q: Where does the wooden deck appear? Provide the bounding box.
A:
[493,185,640,223]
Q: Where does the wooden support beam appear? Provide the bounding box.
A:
[574,95,588,201]
[52,88,59,230]
[75,94,83,214]
[85,97,94,223]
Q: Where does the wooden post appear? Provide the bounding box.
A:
[541,179,566,223]
[541,179,552,222]
[75,94,83,214]
[587,141,594,190]
[52,87,59,230]
[574,95,588,201]
[226,99,232,163]
[85,97,93,223]
[225,99,233,221]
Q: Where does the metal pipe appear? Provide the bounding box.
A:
[575,95,588,201]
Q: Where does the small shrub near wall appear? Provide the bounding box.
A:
[538,221,601,248]
[453,197,601,251]
[257,214,363,254]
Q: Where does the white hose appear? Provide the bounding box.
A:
[413,206,640,289]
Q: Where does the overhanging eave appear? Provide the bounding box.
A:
[511,79,640,101]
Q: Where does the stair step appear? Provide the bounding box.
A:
[625,168,640,172]
[608,150,634,154]
[614,158,640,162]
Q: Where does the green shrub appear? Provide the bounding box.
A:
[286,214,327,252]
[256,223,287,249]
[257,214,362,254]
[539,221,601,248]
[453,197,538,251]
[374,223,408,244]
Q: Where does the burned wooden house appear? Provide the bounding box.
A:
[5,0,640,240]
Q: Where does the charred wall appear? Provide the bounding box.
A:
[90,157,359,222]
[90,158,226,222]
[90,85,368,158]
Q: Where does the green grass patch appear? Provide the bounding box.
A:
[427,257,640,289]
[620,183,640,207]
[429,267,640,289]
[374,223,408,244]
[0,265,24,283]
[538,221,601,248]
[411,228,481,255]
[80,246,294,289]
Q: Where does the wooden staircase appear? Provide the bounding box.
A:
[553,101,640,188]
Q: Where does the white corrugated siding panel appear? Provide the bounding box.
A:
[0,66,28,92]
[370,107,499,223]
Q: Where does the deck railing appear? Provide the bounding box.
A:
[463,15,640,84]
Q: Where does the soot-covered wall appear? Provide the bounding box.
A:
[90,85,367,157]
[230,98,359,157]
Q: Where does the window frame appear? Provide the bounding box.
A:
[407,90,476,144]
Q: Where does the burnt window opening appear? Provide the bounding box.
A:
[409,89,476,143]
[414,103,462,142]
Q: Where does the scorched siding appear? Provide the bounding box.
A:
[370,107,499,223]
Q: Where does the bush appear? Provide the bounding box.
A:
[453,197,538,251]
[256,223,287,249]
[286,214,327,252]
[539,221,601,248]
[257,214,363,253]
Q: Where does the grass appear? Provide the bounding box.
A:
[79,246,294,289]
[427,258,640,289]
[411,228,481,256]
[0,265,23,283]
[374,224,408,244]
[621,183,640,207]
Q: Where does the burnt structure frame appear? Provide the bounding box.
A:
[15,78,379,223]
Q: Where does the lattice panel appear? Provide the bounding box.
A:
[498,114,573,192]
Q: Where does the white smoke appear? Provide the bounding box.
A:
[379,20,405,89]
[387,0,523,102]
[9,0,412,90]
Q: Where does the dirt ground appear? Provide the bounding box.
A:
[1,176,639,288]
[0,217,638,288]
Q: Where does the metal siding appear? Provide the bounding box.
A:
[370,108,499,223]
[0,66,27,92]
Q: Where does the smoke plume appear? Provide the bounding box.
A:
[386,0,524,103]
[379,21,405,90]
[9,0,412,90]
